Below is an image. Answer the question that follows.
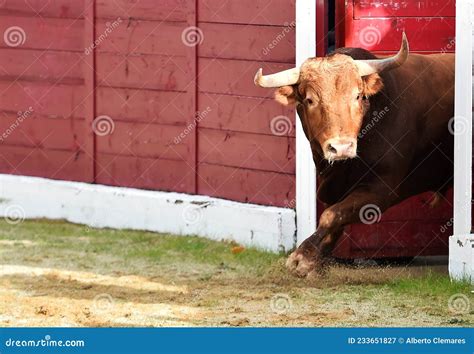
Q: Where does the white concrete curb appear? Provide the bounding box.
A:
[0,174,296,253]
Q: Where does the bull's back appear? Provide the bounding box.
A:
[394,53,455,149]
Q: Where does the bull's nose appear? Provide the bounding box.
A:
[324,138,357,160]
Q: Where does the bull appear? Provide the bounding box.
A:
[255,34,455,277]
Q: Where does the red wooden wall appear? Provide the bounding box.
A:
[332,0,455,259]
[0,0,296,207]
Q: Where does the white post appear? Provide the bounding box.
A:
[295,0,317,245]
[449,0,474,281]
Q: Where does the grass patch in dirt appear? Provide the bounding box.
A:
[0,219,472,327]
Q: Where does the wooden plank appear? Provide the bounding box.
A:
[353,0,455,18]
[198,0,295,26]
[96,53,189,91]
[94,20,294,62]
[96,87,188,125]
[198,92,295,137]
[96,0,186,22]
[186,0,197,193]
[198,58,293,98]
[0,81,86,119]
[0,145,90,182]
[0,48,83,84]
[0,0,84,18]
[198,23,295,63]
[95,20,187,56]
[198,128,295,174]
[345,18,455,52]
[0,16,84,51]
[197,163,295,207]
[84,0,95,182]
[95,153,192,193]
[95,121,191,160]
[0,113,85,150]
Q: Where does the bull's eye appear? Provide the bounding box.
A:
[356,94,360,100]
[362,95,368,100]
[305,98,314,105]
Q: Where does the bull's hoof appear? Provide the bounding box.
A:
[286,249,321,278]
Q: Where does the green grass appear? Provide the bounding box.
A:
[388,271,471,297]
[1,218,472,327]
[0,219,281,275]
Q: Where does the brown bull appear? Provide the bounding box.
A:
[255,34,455,277]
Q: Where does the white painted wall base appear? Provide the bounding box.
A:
[449,235,474,282]
[0,174,296,253]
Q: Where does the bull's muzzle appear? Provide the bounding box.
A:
[323,137,357,161]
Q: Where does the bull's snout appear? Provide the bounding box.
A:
[323,137,357,161]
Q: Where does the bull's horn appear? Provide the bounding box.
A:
[355,32,409,76]
[254,67,300,88]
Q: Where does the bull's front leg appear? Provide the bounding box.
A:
[286,187,395,277]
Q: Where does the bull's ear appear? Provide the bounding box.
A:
[275,86,297,106]
[362,73,384,96]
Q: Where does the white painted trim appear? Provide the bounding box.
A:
[0,174,296,253]
[295,0,317,245]
[453,0,473,236]
[449,0,474,281]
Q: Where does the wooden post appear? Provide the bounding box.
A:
[449,0,474,281]
[295,0,317,245]
[84,0,96,182]
[187,0,198,194]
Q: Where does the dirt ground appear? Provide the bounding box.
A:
[0,219,472,327]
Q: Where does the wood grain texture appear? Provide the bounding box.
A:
[96,0,187,22]
[0,0,84,18]
[95,121,191,160]
[198,93,295,137]
[0,145,90,182]
[198,0,295,26]
[198,128,295,174]
[197,163,295,207]
[0,49,83,84]
[0,16,84,51]
[0,114,85,151]
[96,87,187,125]
[95,153,192,193]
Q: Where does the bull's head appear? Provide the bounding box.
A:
[255,33,409,162]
